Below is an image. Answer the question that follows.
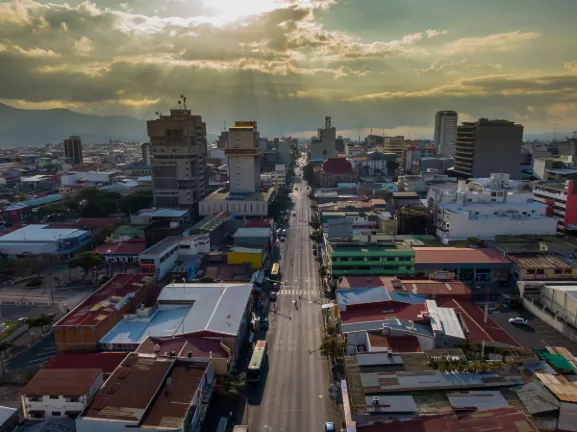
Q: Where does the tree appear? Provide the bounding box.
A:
[69,251,104,276]
[5,256,44,277]
[80,201,107,217]
[302,164,317,187]
[27,314,53,334]
[38,203,68,219]
[118,190,153,215]
[222,372,246,395]
[319,335,345,360]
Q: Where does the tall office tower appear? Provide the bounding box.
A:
[310,116,337,160]
[226,121,261,193]
[64,136,83,164]
[141,142,152,165]
[434,110,458,157]
[147,98,207,217]
[454,118,524,179]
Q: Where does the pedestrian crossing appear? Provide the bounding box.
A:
[278,289,308,295]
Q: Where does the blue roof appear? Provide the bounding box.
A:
[21,194,64,207]
[337,183,357,188]
[336,287,426,307]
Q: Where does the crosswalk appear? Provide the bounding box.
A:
[278,289,308,295]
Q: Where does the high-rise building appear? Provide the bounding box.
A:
[383,136,405,168]
[64,136,83,164]
[454,118,523,179]
[434,110,458,157]
[226,121,261,193]
[310,116,337,160]
[147,101,207,217]
[141,142,151,165]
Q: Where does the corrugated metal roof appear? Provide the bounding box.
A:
[356,352,403,366]
[426,300,466,340]
[515,381,559,415]
[536,373,577,402]
[446,390,509,411]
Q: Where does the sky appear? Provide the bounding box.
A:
[1,0,577,138]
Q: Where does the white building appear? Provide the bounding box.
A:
[139,234,210,280]
[21,368,103,420]
[430,173,557,242]
[434,110,458,157]
[226,121,260,193]
[310,116,337,160]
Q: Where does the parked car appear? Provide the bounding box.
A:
[292,211,297,216]
[260,317,269,330]
[509,317,529,325]
[270,292,277,301]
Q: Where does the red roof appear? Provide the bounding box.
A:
[93,240,146,256]
[44,352,128,374]
[435,298,521,348]
[322,157,353,173]
[368,334,422,353]
[55,273,154,327]
[244,217,273,228]
[340,301,427,325]
[414,248,511,265]
[339,276,471,298]
[137,335,229,360]
[75,218,119,229]
[357,407,538,432]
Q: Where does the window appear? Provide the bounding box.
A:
[28,396,41,402]
[564,269,572,274]
[554,269,563,274]
[527,269,535,274]
[536,269,545,274]
[49,395,59,400]
[52,412,61,417]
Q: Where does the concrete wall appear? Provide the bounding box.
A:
[522,298,577,343]
[473,125,523,180]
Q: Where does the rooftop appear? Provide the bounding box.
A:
[190,212,230,232]
[322,158,353,173]
[0,224,89,243]
[436,298,521,348]
[140,236,179,257]
[234,227,271,238]
[367,334,422,353]
[357,407,538,432]
[414,247,511,265]
[535,373,577,402]
[92,240,146,256]
[21,368,102,397]
[338,276,471,299]
[55,273,154,327]
[136,335,229,359]
[21,194,64,207]
[446,390,509,411]
[204,187,275,202]
[340,301,427,325]
[137,208,189,218]
[508,253,576,269]
[44,352,128,374]
[426,299,466,340]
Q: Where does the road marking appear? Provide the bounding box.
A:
[29,354,56,364]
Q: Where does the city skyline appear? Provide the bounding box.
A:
[1,0,576,138]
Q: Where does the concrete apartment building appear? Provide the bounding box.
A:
[310,116,337,160]
[200,121,274,216]
[454,118,524,179]
[434,111,458,157]
[64,136,83,164]
[147,101,208,218]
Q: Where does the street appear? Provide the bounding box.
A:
[246,163,333,431]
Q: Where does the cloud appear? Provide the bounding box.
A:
[442,31,540,55]
[415,58,503,75]
[425,29,448,38]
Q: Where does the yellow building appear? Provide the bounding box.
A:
[227,247,264,270]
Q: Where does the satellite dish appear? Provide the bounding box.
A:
[153,344,160,353]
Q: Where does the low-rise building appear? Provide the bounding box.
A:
[317,158,359,188]
[199,188,274,217]
[99,282,253,369]
[54,273,157,352]
[328,238,415,279]
[20,368,103,420]
[413,247,512,282]
[92,240,146,264]
[233,227,272,249]
[227,247,265,270]
[76,353,214,432]
[508,253,577,281]
[0,224,91,259]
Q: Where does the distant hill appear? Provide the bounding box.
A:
[0,103,218,147]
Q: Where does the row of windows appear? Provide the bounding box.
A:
[28,395,79,402]
[333,256,412,262]
[525,268,572,275]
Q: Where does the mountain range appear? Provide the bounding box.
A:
[0,103,217,147]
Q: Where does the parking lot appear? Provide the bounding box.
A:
[491,308,577,355]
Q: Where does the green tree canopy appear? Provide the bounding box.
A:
[68,251,104,273]
[118,190,154,215]
[38,203,68,218]
[319,335,345,360]
[6,256,45,277]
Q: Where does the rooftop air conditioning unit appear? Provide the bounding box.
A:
[372,396,380,405]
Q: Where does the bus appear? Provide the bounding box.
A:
[247,340,268,383]
[270,263,281,282]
